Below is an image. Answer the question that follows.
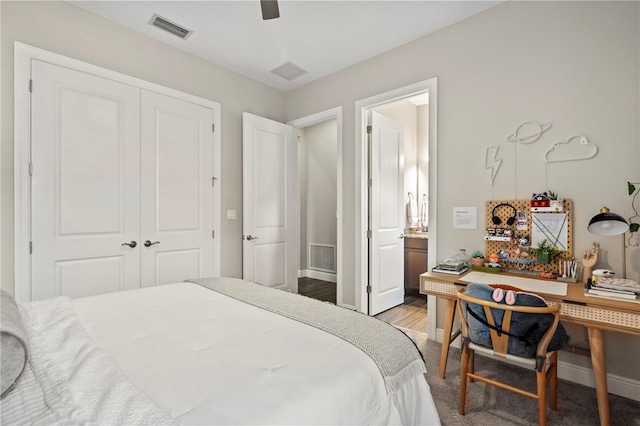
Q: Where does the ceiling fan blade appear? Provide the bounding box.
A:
[260,0,280,20]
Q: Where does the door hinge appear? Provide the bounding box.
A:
[212,124,215,133]
[29,241,33,254]
[29,79,33,93]
[212,177,217,187]
[366,125,372,134]
[367,230,372,239]
[366,285,372,294]
[368,178,372,187]
[29,163,33,176]
[212,230,215,239]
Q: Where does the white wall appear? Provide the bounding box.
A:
[417,104,429,219]
[298,129,309,270]
[0,0,286,293]
[299,120,337,272]
[285,1,639,380]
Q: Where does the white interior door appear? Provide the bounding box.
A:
[369,111,405,315]
[31,60,141,300]
[242,112,296,290]
[140,91,214,286]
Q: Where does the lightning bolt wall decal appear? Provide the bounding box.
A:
[485,146,502,185]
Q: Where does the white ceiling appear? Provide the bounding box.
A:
[69,1,501,92]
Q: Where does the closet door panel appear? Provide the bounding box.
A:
[31,60,141,301]
[140,91,214,286]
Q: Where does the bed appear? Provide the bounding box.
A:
[1,277,441,425]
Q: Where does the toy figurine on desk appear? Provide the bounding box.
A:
[581,242,600,284]
[487,253,501,268]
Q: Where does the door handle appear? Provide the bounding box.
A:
[245,235,259,241]
[144,240,161,247]
[121,241,137,248]
[399,234,405,239]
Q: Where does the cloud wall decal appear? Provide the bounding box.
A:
[545,135,598,163]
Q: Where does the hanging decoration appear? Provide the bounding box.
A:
[545,135,598,163]
[485,146,503,185]
[507,121,552,144]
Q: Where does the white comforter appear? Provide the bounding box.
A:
[72,282,441,425]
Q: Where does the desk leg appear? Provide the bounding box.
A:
[438,299,457,379]
[588,327,610,426]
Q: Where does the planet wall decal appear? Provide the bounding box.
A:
[507,121,552,144]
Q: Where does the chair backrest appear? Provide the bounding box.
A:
[457,287,561,359]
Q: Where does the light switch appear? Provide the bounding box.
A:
[227,209,237,220]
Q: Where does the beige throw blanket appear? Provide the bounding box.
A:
[187,277,426,394]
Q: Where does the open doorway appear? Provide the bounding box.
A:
[288,108,343,306]
[354,78,438,337]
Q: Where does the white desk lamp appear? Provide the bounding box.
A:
[587,207,630,278]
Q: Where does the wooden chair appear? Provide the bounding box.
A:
[456,290,562,426]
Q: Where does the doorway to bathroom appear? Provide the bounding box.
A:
[355,78,438,336]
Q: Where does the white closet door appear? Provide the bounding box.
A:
[140,91,214,286]
[31,60,141,301]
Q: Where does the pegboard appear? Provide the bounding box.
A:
[483,199,573,275]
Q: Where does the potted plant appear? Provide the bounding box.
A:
[471,250,485,267]
[548,190,563,211]
[529,238,562,264]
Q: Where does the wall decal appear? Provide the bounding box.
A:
[485,146,502,185]
[507,121,552,144]
[545,135,598,163]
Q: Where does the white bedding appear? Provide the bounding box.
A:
[1,296,176,425]
[72,282,440,425]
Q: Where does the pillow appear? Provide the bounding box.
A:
[1,290,30,398]
[462,283,570,358]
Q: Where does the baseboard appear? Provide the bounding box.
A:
[432,328,640,401]
[435,328,462,349]
[298,269,337,283]
[557,360,640,402]
[340,303,356,310]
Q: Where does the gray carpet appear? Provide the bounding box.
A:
[406,328,640,426]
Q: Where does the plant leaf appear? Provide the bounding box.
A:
[629,181,636,196]
[630,222,640,233]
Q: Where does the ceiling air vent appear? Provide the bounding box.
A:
[149,14,193,40]
[270,62,308,81]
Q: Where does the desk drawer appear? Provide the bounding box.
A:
[555,302,640,333]
[422,279,463,296]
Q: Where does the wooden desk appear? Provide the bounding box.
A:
[420,270,640,426]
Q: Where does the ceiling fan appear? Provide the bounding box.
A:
[260,0,280,20]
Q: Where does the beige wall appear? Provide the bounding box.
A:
[285,1,639,380]
[298,120,338,272]
[1,0,286,292]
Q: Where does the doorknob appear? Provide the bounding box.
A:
[399,234,405,239]
[144,240,161,247]
[121,241,137,248]
[246,235,259,241]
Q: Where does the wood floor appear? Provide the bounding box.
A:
[298,277,336,304]
[298,277,427,335]
[374,295,428,335]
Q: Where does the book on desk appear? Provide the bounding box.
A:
[432,266,469,275]
[585,277,640,302]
